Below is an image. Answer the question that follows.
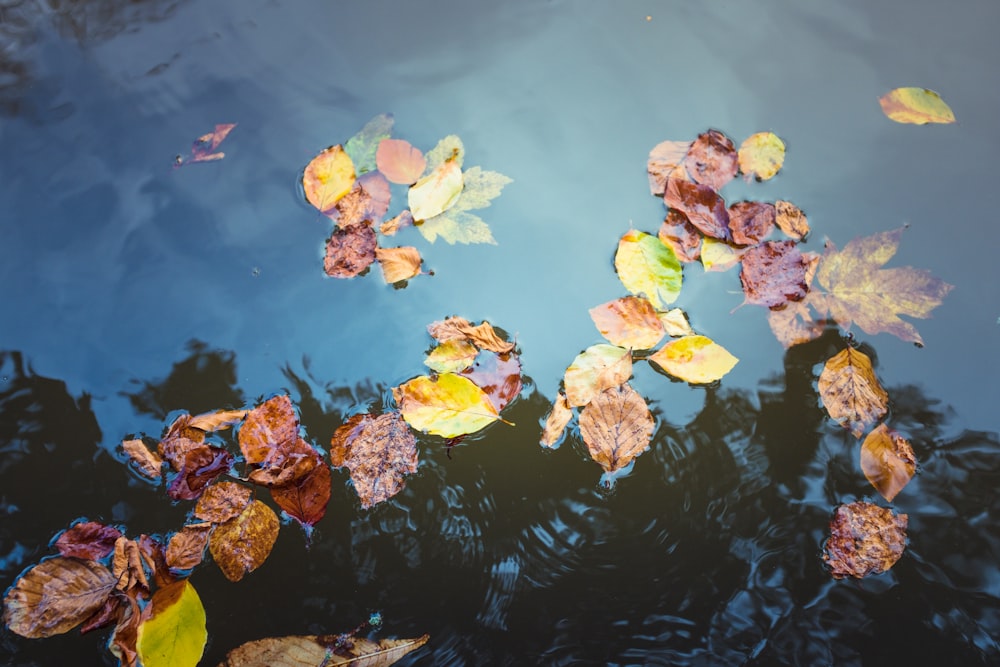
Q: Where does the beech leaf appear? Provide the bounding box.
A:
[774,200,810,240]
[324,223,377,278]
[683,129,738,190]
[165,524,211,572]
[375,246,424,284]
[823,501,908,579]
[239,395,300,466]
[563,344,632,408]
[728,201,775,246]
[540,392,573,448]
[54,521,123,560]
[270,463,332,527]
[209,499,280,582]
[3,557,116,638]
[738,132,785,181]
[426,316,515,353]
[329,411,419,509]
[589,296,665,350]
[425,340,479,373]
[579,384,654,475]
[664,177,731,241]
[194,481,253,523]
[303,145,356,214]
[878,87,955,125]
[375,138,426,185]
[216,632,430,667]
[647,139,692,195]
[614,229,683,310]
[393,373,505,438]
[739,240,809,308]
[188,409,247,433]
[817,347,888,438]
[136,580,207,667]
[647,335,739,384]
[860,424,917,502]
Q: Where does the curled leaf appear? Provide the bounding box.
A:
[121,438,163,480]
[579,383,654,475]
[540,393,573,448]
[426,316,515,353]
[860,424,917,502]
[3,557,116,638]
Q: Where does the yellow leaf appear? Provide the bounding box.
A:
[136,580,207,667]
[647,335,738,384]
[424,340,478,373]
[393,373,504,438]
[878,87,955,124]
[775,200,810,241]
[860,423,917,502]
[817,347,888,438]
[408,158,462,221]
[302,145,356,213]
[375,246,424,284]
[579,383,654,474]
[540,392,573,448]
[700,238,745,272]
[563,344,632,408]
[417,209,496,245]
[657,308,695,337]
[738,132,785,181]
[614,229,682,310]
[209,499,280,582]
[217,632,430,667]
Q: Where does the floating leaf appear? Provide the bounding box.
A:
[303,145,356,214]
[700,238,746,272]
[647,335,738,384]
[647,139,692,195]
[136,580,207,667]
[188,409,247,433]
[426,316,515,353]
[766,299,826,349]
[451,166,512,212]
[810,227,953,345]
[408,159,462,221]
[324,223,377,278]
[3,557,116,638]
[176,123,236,166]
[540,393,573,448]
[330,172,392,228]
[270,463,332,527]
[423,135,464,173]
[823,501,907,579]
[194,481,253,523]
[425,340,478,373]
[375,246,424,284]
[239,395,299,464]
[818,347,888,438]
[589,296,665,350]
[563,344,632,408]
[579,383,654,475]
[664,178,731,241]
[614,229,683,310]
[329,411,418,509]
[878,87,955,125]
[344,113,394,174]
[657,209,701,263]
[54,521,122,560]
[217,632,430,667]
[376,138,426,185]
[121,438,163,479]
[658,308,695,337]
[861,424,917,502]
[209,500,280,582]
[380,210,414,236]
[728,201,775,246]
[416,209,496,245]
[112,536,151,593]
[774,200,810,240]
[460,350,523,412]
[165,443,233,501]
[738,132,785,181]
[739,240,808,308]
[393,373,504,438]
[683,129,738,191]
[165,524,211,572]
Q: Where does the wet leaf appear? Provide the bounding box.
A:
[109,589,142,667]
[79,593,124,635]
[121,438,163,479]
[647,335,739,384]
[738,132,785,181]
[239,395,299,464]
[3,557,116,638]
[165,524,211,572]
[700,238,746,272]
[460,350,523,412]
[425,340,479,373]
[165,443,234,501]
[426,316,515,353]
[579,384,654,475]
[330,172,392,228]
[247,439,320,488]
[112,537,150,592]
[823,501,907,579]
[209,499,280,582]
[614,229,682,310]
[664,177,731,241]
[329,411,418,509]
[540,393,573,448]
[176,123,236,166]
[766,300,826,349]
[138,534,174,590]
[136,580,207,667]
[416,209,496,245]
[563,344,632,408]
[188,409,247,433]
[739,240,809,308]
[271,463,332,527]
[657,209,701,263]
[376,138,426,185]
[774,200,810,240]
[380,210,414,236]
[216,632,430,667]
[423,135,464,172]
[324,223,377,278]
[194,481,253,523]
[303,145,356,214]
[408,158,463,221]
[393,373,503,438]
[728,201,775,246]
[658,308,696,337]
[818,347,888,438]
[878,87,955,124]
[647,139,692,195]
[54,521,123,560]
[811,227,953,345]
[344,113,394,174]
[683,129,738,191]
[375,246,424,284]
[589,296,665,350]
[860,424,917,502]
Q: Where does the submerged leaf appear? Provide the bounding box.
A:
[766,299,826,349]
[563,344,632,408]
[700,238,745,272]
[540,393,573,448]
[425,340,479,373]
[579,383,654,475]
[209,500,280,582]
[823,501,907,579]
[176,123,237,166]
[324,223,377,278]
[860,424,917,502]
[376,138,426,185]
[818,347,888,438]
[451,166,512,212]
[329,411,418,509]
[683,129,738,191]
[217,632,430,667]
[344,113,394,174]
[136,580,207,667]
[408,158,463,221]
[739,240,808,308]
[303,145,356,214]
[394,373,503,438]
[878,87,955,125]
[3,557,116,638]
[647,335,738,384]
[614,229,683,310]
[330,172,392,228]
[423,135,464,173]
[460,350,523,412]
[738,132,785,181]
[589,296,665,350]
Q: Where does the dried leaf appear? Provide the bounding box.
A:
[683,129,738,190]
[460,350,523,412]
[217,632,430,667]
[165,524,211,572]
[303,145,356,214]
[647,139,692,195]
[376,138,426,185]
[860,424,917,502]
[330,172,392,228]
[425,340,479,373]
[136,580,207,667]
[375,246,424,284]
[54,521,123,560]
[324,223,377,278]
[563,344,632,408]
[209,500,280,582]
[329,411,418,509]
[700,238,746,272]
[738,132,785,181]
[426,316,515,353]
[3,557,116,638]
[109,588,142,666]
[379,210,414,236]
[739,240,809,308]
[766,299,826,349]
[818,347,888,438]
[774,200,810,240]
[176,123,236,166]
[658,308,696,337]
[166,444,233,501]
[344,113,394,174]
[614,229,683,310]
[188,409,247,433]
[121,438,163,480]
[657,209,702,263]
[540,393,573,448]
[138,534,174,590]
[112,537,150,593]
[589,296,665,350]
[823,501,907,579]
[408,158,463,221]
[247,440,320,488]
[664,177,731,241]
[728,201,775,246]
[393,373,503,438]
[416,209,496,245]
[647,335,739,384]
[194,481,253,523]
[579,384,654,474]
[271,463,332,527]
[878,87,955,125]
[238,396,318,486]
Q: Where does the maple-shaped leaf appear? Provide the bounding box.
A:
[375,246,424,284]
[739,240,809,308]
[423,135,465,172]
[540,392,573,448]
[343,113,394,174]
[175,123,236,166]
[376,138,426,185]
[136,580,207,667]
[774,200,810,240]
[209,499,280,582]
[658,209,702,263]
[54,521,123,560]
[329,171,392,228]
[579,383,654,475]
[647,335,739,384]
[417,166,512,245]
[860,424,917,502]
[324,223,377,278]
[810,227,954,345]
[426,316,515,353]
[647,139,692,195]
[329,411,418,509]
[823,501,907,579]
[393,373,505,438]
[878,87,955,125]
[818,347,888,438]
[738,132,785,181]
[614,229,683,310]
[728,201,775,246]
[460,350,523,412]
[217,632,430,667]
[664,177,731,241]
[589,296,665,350]
[425,340,479,373]
[563,344,632,408]
[683,129,738,191]
[303,145,356,214]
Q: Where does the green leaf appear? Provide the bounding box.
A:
[344,114,394,174]
[425,340,479,373]
[393,373,504,438]
[452,166,512,212]
[614,229,683,309]
[423,135,464,173]
[136,580,207,667]
[417,209,497,245]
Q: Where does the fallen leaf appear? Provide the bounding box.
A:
[408,158,463,222]
[823,501,907,579]
[393,373,504,438]
[563,344,632,408]
[739,240,809,308]
[683,129,738,191]
[664,177,731,241]
[209,499,280,582]
[376,138,426,185]
[647,139,692,195]
[460,350,523,412]
[165,443,234,501]
[344,113,394,174]
[108,588,142,666]
[614,229,683,310]
[121,438,163,480]
[860,424,917,502]
[239,395,299,464]
[380,210,414,236]
[165,524,211,572]
[766,299,826,349]
[78,593,124,635]
[878,87,955,125]
[136,580,207,667]
[216,632,430,667]
[700,238,746,272]
[271,463,332,527]
[426,316,515,354]
[422,135,464,173]
[449,166,511,212]
[112,537,150,592]
[425,340,479,373]
[330,172,392,228]
[188,409,247,433]
[176,123,236,166]
[657,209,701,263]
[3,557,116,638]
[817,347,888,438]
[738,132,785,181]
[647,335,739,384]
[810,227,954,345]
[579,384,654,475]
[774,200,810,240]
[247,439,321,488]
[54,521,123,560]
[375,246,424,284]
[329,411,418,509]
[658,308,696,337]
[303,145,356,214]
[589,296,665,350]
[728,201,775,246]
[138,534,174,590]
[194,481,253,523]
[416,166,511,245]
[540,393,573,448]
[324,223,377,278]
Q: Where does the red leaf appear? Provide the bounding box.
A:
[271,463,332,527]
[682,129,738,190]
[324,224,376,278]
[664,178,731,240]
[460,351,523,412]
[727,201,775,246]
[657,209,701,262]
[54,522,123,560]
[739,240,808,308]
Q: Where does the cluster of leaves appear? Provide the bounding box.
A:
[302,114,512,284]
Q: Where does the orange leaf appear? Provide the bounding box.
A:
[823,501,907,579]
[579,384,654,475]
[376,138,427,185]
[426,316,515,353]
[860,424,917,502]
[589,296,665,350]
[329,411,418,509]
[302,145,356,213]
[375,246,424,284]
[324,224,377,278]
[121,438,163,480]
[209,500,280,582]
[193,481,252,523]
[270,463,331,527]
[817,347,888,438]
[188,409,246,433]
[165,524,211,572]
[540,393,573,448]
[775,200,810,241]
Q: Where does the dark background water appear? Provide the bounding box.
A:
[2,0,999,664]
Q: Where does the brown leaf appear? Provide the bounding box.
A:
[589,296,665,350]
[647,139,692,195]
[194,481,253,523]
[209,499,280,582]
[324,223,377,278]
[579,384,654,475]
[79,593,124,635]
[121,438,163,479]
[271,463,332,527]
[108,587,143,667]
[165,524,212,572]
[176,123,237,166]
[3,557,117,638]
[54,521,123,560]
[860,424,917,502]
[818,347,888,438]
[188,409,247,433]
[375,246,424,284]
[664,177,731,241]
[540,393,573,448]
[247,439,321,488]
[379,210,414,236]
[164,413,207,443]
[329,171,392,229]
[158,432,204,471]
[460,351,523,412]
[112,537,150,593]
[739,240,809,309]
[657,209,701,262]
[426,316,515,354]
[727,201,775,246]
[329,412,418,510]
[240,395,299,464]
[166,444,234,501]
[823,501,907,579]
[138,534,175,589]
[682,129,738,191]
[217,632,430,667]
[774,200,810,240]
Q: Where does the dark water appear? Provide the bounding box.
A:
[2,0,999,664]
